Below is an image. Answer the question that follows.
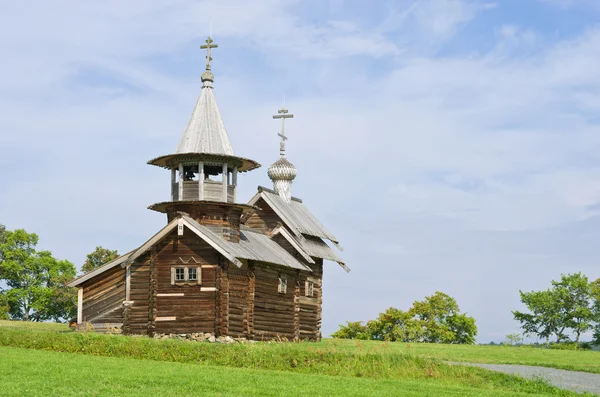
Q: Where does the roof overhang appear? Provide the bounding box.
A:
[148,153,260,172]
[148,201,257,214]
[67,251,134,287]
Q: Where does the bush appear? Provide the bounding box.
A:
[548,342,592,351]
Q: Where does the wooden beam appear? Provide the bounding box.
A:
[125,265,131,301]
[232,167,238,202]
[171,168,176,201]
[222,163,228,202]
[198,161,204,200]
[178,163,184,201]
[77,288,83,324]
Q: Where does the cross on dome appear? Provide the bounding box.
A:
[273,107,294,156]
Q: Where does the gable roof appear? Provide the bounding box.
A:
[272,226,350,273]
[66,250,134,287]
[67,214,310,287]
[176,84,234,156]
[249,187,343,249]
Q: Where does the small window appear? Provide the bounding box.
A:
[278,275,287,294]
[171,266,201,285]
[305,280,314,297]
[188,267,197,281]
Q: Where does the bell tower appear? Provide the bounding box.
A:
[147,37,260,241]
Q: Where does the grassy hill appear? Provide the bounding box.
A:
[0,320,596,396]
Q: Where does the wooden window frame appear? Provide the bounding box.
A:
[278,275,287,294]
[305,279,315,297]
[171,266,201,286]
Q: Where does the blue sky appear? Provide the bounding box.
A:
[1,0,600,342]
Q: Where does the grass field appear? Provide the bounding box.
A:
[315,338,600,374]
[0,320,596,396]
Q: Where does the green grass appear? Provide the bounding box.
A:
[0,320,595,396]
[0,320,70,332]
[309,339,600,374]
[0,346,587,397]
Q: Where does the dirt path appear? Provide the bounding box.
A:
[453,362,600,395]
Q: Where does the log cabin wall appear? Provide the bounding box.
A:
[298,259,323,341]
[81,265,126,332]
[127,254,150,335]
[165,203,242,242]
[152,229,219,335]
[226,260,250,338]
[244,198,281,235]
[253,264,299,340]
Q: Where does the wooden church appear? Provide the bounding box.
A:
[67,37,347,341]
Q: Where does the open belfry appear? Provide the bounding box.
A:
[68,37,348,340]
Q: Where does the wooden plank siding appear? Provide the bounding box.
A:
[245,197,281,235]
[152,229,219,334]
[81,265,126,333]
[83,213,324,340]
[127,255,150,335]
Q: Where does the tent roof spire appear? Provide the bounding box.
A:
[176,36,234,156]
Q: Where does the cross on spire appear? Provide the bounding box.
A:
[200,36,218,71]
[273,107,294,156]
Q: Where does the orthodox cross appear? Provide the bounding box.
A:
[200,36,218,71]
[273,107,294,156]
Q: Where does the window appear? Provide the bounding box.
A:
[278,275,287,294]
[305,280,314,297]
[171,267,201,285]
[175,267,185,281]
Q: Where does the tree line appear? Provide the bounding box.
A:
[0,224,118,322]
[331,292,478,344]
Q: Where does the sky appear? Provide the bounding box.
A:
[1,0,600,343]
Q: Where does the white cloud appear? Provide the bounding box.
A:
[1,0,600,342]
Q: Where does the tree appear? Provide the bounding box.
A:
[513,289,563,345]
[505,333,523,346]
[368,307,423,342]
[331,321,371,340]
[0,228,76,322]
[513,273,596,344]
[591,278,600,345]
[0,292,9,320]
[331,291,477,344]
[81,246,119,274]
[552,273,594,343]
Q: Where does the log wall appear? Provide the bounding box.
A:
[152,229,218,334]
[127,254,150,335]
[81,265,125,332]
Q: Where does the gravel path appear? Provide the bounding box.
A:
[452,362,600,395]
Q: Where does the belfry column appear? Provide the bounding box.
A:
[178,163,184,201]
[222,163,228,202]
[198,161,204,200]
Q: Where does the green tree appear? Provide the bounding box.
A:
[513,289,564,345]
[591,278,600,345]
[514,273,596,344]
[330,321,371,340]
[0,228,76,322]
[0,291,9,320]
[552,273,594,343]
[331,292,477,344]
[81,246,119,274]
[367,307,423,342]
[505,333,523,346]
